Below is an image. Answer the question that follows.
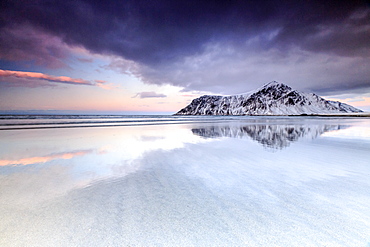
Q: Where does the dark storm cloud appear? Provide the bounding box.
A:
[1,0,368,66]
[0,25,69,68]
[274,7,370,57]
[1,0,370,96]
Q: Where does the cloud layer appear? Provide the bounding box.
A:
[1,0,369,95]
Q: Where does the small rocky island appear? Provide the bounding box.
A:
[175,81,362,115]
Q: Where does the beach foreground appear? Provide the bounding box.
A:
[0,116,369,246]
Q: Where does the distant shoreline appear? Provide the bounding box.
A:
[293,113,370,117]
[1,113,369,117]
[1,114,368,131]
[174,113,370,117]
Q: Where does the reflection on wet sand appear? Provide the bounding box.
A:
[0,150,92,166]
[0,118,369,246]
[192,124,348,149]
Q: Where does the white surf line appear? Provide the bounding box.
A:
[0,119,239,131]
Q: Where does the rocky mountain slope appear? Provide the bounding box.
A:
[175,81,362,115]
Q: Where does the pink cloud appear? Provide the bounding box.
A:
[0,69,114,89]
[0,69,91,85]
[94,79,118,90]
[0,76,52,88]
[95,80,107,83]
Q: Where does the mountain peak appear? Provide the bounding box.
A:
[260,81,291,90]
[265,80,282,86]
[175,81,363,115]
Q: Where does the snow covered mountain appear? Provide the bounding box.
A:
[175,81,363,115]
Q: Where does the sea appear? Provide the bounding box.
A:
[0,114,245,130]
[1,114,369,246]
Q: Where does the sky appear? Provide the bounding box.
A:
[0,0,370,114]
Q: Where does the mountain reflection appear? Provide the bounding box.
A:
[192,124,348,149]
